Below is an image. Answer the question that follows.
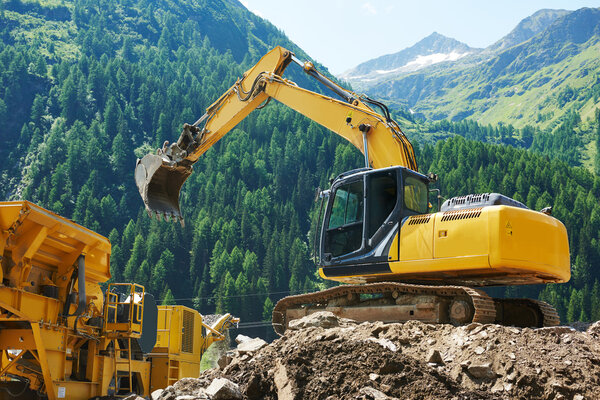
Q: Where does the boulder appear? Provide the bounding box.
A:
[205,378,242,400]
[151,389,164,400]
[427,349,444,365]
[287,311,340,330]
[237,338,268,354]
[235,334,252,344]
[467,363,496,380]
[359,386,394,400]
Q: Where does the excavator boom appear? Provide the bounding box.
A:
[135,46,416,221]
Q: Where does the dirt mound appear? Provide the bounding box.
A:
[159,313,600,399]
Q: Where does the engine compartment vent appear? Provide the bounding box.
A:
[440,208,483,222]
[441,193,528,212]
[407,215,432,225]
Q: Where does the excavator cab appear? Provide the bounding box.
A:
[319,166,430,273]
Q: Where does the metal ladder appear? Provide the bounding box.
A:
[112,337,133,396]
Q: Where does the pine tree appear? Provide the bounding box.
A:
[162,288,175,305]
[262,297,274,321]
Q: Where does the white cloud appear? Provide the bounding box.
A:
[361,2,377,15]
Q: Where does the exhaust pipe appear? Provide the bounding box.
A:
[74,254,87,316]
[62,255,87,318]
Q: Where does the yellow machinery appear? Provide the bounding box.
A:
[149,306,235,391]
[134,46,570,332]
[0,201,238,399]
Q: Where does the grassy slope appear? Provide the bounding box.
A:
[404,40,600,130]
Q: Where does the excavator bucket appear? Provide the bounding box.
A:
[134,153,192,223]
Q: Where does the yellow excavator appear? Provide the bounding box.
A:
[135,46,570,334]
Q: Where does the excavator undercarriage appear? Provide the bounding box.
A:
[272,282,559,335]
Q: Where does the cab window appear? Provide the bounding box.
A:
[404,175,428,214]
[324,180,363,258]
[328,180,363,229]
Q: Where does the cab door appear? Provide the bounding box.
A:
[321,169,401,267]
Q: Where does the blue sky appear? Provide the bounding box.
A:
[240,0,600,74]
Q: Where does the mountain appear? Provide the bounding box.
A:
[362,8,600,132]
[1,0,599,334]
[487,9,570,53]
[340,32,478,90]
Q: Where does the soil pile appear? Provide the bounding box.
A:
[156,312,600,400]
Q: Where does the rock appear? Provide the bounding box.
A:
[369,373,380,381]
[151,389,164,400]
[465,323,481,332]
[359,386,390,400]
[474,346,485,355]
[536,326,576,335]
[587,320,600,337]
[237,338,268,354]
[427,349,444,365]
[490,381,504,393]
[506,370,517,381]
[287,311,340,330]
[273,360,296,400]
[573,395,584,400]
[366,337,397,352]
[217,353,233,369]
[205,378,242,400]
[467,363,496,380]
[235,334,253,344]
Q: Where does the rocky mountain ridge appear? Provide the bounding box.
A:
[340,32,478,90]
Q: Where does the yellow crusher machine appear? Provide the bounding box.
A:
[135,46,570,334]
[0,201,238,400]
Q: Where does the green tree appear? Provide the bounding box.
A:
[162,288,176,305]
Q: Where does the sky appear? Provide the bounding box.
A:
[240,0,600,75]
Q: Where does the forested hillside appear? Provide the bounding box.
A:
[0,0,599,336]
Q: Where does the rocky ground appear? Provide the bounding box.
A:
[149,312,600,400]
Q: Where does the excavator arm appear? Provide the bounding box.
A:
[134,46,416,222]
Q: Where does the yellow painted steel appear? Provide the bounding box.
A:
[0,202,238,399]
[318,206,570,286]
[262,76,415,170]
[148,306,238,391]
[180,46,416,171]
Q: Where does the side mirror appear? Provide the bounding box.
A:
[427,172,438,182]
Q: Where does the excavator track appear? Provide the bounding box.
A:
[534,299,561,326]
[272,282,497,336]
[272,283,560,335]
[493,298,560,328]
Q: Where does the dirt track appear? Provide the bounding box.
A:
[156,312,600,400]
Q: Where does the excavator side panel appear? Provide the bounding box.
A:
[320,205,569,286]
